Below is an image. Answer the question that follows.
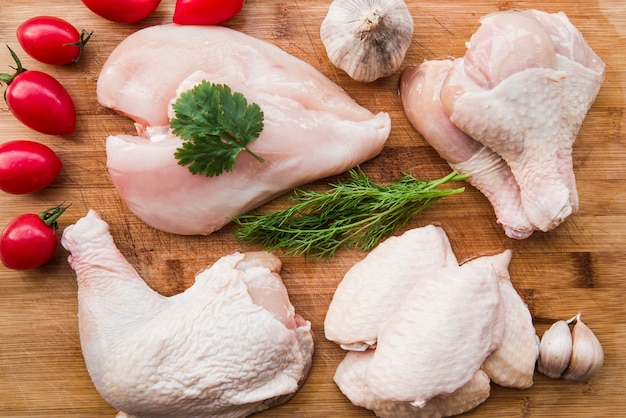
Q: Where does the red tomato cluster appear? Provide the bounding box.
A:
[0,2,248,271]
[79,0,245,25]
[2,15,87,137]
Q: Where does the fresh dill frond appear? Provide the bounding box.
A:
[232,168,468,259]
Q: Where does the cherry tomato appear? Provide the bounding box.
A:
[0,140,62,194]
[173,0,244,25]
[81,0,162,24]
[0,204,68,270]
[17,16,93,65]
[0,46,76,135]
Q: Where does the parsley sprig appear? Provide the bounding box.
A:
[170,81,265,177]
[232,169,468,259]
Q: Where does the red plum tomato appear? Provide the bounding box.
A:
[0,204,68,270]
[0,140,62,194]
[173,0,245,25]
[17,16,93,65]
[1,47,76,136]
[81,0,162,23]
[6,70,76,135]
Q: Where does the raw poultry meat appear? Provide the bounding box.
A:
[324,225,538,415]
[401,60,533,239]
[366,251,507,406]
[481,262,539,389]
[98,24,391,235]
[401,9,604,237]
[60,210,314,417]
[324,225,458,351]
[334,350,491,418]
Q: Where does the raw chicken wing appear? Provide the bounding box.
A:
[61,210,314,417]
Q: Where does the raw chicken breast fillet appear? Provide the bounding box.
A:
[401,9,604,237]
[98,24,391,235]
[61,210,314,417]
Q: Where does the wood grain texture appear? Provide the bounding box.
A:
[0,0,625,416]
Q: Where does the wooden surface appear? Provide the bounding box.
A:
[1,0,625,416]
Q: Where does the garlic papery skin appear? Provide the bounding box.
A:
[320,0,414,82]
[537,319,572,378]
[562,313,604,381]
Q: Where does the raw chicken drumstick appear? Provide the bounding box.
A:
[401,9,605,237]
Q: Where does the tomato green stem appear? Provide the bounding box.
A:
[0,45,27,85]
[1,45,28,102]
[65,30,94,63]
[39,203,71,230]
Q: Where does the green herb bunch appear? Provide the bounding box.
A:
[170,81,265,177]
[233,168,468,259]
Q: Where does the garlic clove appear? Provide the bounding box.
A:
[320,0,414,82]
[537,319,573,378]
[562,313,604,381]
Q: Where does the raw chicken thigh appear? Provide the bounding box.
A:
[366,252,507,406]
[325,225,538,416]
[334,350,491,418]
[98,24,391,235]
[324,225,458,351]
[401,9,604,237]
[61,210,314,418]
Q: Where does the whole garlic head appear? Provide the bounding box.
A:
[320,0,414,82]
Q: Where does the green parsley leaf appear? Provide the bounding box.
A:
[170,81,265,177]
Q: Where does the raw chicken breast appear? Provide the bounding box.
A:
[440,10,604,232]
[401,60,533,239]
[366,251,508,407]
[324,225,458,351]
[98,24,391,235]
[61,210,314,418]
[334,350,491,418]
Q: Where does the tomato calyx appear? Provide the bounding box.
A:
[0,45,28,94]
[64,29,94,63]
[39,203,70,230]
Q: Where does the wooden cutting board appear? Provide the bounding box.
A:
[1,0,625,416]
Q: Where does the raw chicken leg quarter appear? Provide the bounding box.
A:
[61,210,314,417]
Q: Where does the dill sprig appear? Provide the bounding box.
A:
[232,168,468,259]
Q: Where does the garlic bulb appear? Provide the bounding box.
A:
[562,313,604,381]
[537,319,572,378]
[320,0,414,82]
